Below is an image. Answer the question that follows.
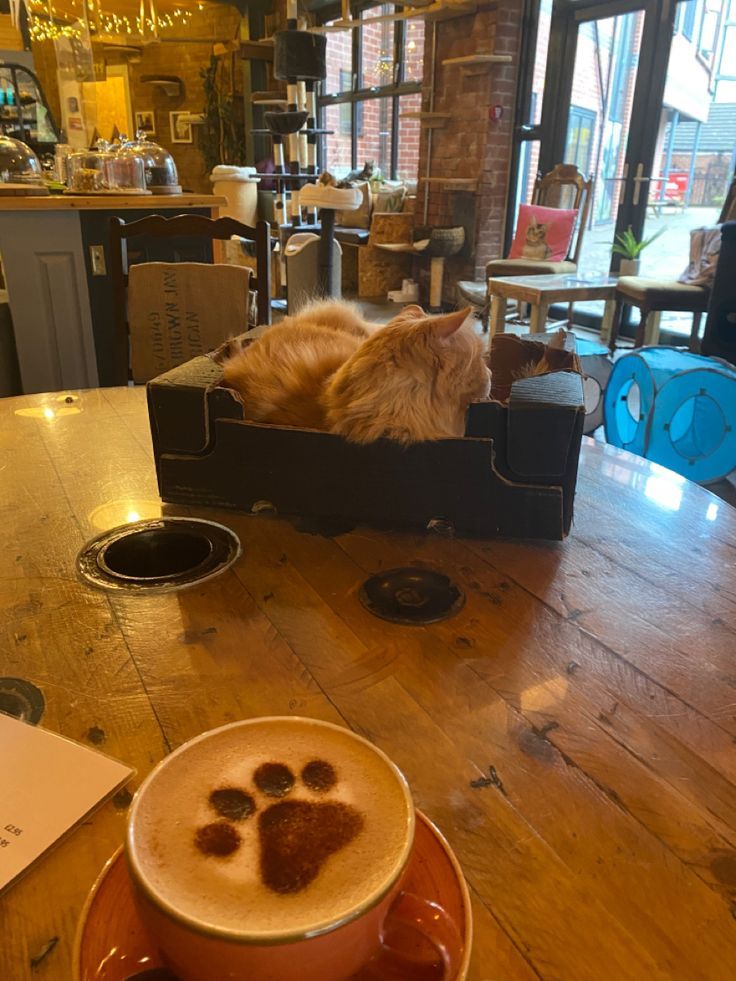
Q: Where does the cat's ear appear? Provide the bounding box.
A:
[528,217,538,229]
[388,304,425,328]
[428,308,471,340]
[401,304,425,319]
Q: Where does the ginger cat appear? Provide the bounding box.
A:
[221,300,490,444]
[323,304,490,444]
[221,299,373,431]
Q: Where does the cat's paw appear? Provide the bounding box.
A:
[194,760,364,894]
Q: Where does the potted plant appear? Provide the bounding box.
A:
[612,226,665,276]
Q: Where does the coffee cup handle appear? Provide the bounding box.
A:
[375,890,463,979]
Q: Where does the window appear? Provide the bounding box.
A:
[318,3,424,181]
[339,70,351,134]
[697,0,722,60]
[565,106,596,172]
[677,0,699,39]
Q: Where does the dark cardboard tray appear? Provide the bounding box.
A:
[147,335,585,540]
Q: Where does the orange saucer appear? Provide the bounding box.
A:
[73,810,472,981]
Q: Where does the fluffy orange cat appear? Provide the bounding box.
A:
[221,299,490,444]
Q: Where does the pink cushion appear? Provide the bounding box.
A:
[508,204,578,263]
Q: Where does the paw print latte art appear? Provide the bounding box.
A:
[127,718,414,940]
[195,759,365,894]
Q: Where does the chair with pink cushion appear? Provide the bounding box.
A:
[457,164,593,330]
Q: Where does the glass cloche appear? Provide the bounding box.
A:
[128,131,181,193]
[66,140,149,194]
[0,135,47,192]
[106,143,148,193]
[67,144,113,193]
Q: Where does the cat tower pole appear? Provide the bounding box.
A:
[261,11,326,229]
[304,80,318,222]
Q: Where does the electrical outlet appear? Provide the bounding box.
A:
[89,245,106,276]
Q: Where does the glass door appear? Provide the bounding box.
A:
[635,0,733,339]
[515,0,687,331]
[560,8,647,280]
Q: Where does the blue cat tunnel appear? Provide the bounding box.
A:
[574,337,612,435]
[603,347,736,483]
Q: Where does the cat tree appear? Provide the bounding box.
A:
[252,4,361,301]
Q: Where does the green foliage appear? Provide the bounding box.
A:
[200,54,247,172]
[611,225,665,259]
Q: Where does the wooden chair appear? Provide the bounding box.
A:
[457,164,593,330]
[109,213,272,385]
[608,171,736,352]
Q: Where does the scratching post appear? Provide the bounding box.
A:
[300,183,362,299]
[429,258,444,312]
[305,81,318,223]
[318,206,336,296]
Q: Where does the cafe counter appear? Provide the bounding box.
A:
[0,194,226,394]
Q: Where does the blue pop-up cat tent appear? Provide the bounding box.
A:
[603,347,736,483]
[574,336,612,435]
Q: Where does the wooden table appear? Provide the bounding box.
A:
[488,273,617,341]
[2,387,736,981]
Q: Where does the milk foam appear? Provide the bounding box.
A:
[127,719,413,939]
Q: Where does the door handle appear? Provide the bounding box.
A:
[632,162,651,206]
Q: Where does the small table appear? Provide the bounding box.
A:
[487,273,617,342]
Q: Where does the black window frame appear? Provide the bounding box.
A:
[317,1,423,179]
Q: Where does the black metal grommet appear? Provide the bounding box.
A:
[359,567,465,625]
[76,518,240,593]
[0,677,45,724]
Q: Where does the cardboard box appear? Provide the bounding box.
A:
[147,332,585,540]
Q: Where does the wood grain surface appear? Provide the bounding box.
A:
[0,386,735,981]
[0,194,226,212]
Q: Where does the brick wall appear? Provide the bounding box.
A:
[413,1,524,296]
[31,4,241,192]
[0,14,23,51]
[30,39,61,123]
[111,5,241,192]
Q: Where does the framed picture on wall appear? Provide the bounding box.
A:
[169,111,193,144]
[134,110,156,135]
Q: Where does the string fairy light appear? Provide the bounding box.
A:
[24,0,194,42]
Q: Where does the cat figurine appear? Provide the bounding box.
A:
[221,300,490,445]
[521,217,552,260]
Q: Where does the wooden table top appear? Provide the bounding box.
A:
[488,274,617,303]
[1,386,735,981]
[0,193,226,212]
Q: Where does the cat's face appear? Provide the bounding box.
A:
[380,305,491,409]
[525,219,549,245]
[323,305,491,444]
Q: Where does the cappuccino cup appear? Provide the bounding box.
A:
[125,716,462,980]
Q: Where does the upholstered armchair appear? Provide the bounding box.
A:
[457,164,593,330]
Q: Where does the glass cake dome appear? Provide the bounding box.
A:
[67,145,114,193]
[128,131,181,193]
[0,135,45,187]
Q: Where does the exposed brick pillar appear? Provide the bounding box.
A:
[413,0,523,301]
